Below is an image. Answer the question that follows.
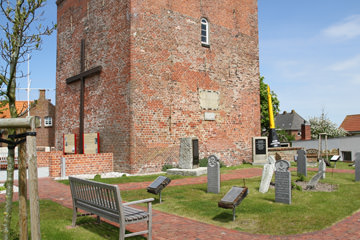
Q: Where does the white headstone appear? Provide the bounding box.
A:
[207,155,220,194]
[319,159,326,179]
[259,156,276,193]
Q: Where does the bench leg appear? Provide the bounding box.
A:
[148,202,152,240]
[119,225,125,240]
[72,207,77,227]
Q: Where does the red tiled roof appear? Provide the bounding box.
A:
[340,114,360,132]
[0,101,33,118]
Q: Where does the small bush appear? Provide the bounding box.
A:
[199,158,208,167]
[162,164,174,172]
[296,174,305,182]
[94,174,101,180]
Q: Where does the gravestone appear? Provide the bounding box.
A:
[319,159,326,179]
[179,137,198,169]
[275,160,291,204]
[207,155,220,194]
[306,171,323,189]
[252,137,268,165]
[297,149,307,177]
[147,176,171,203]
[355,153,360,182]
[218,186,249,221]
[259,156,276,193]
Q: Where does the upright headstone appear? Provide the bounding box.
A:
[297,149,307,177]
[259,156,276,193]
[275,160,291,204]
[252,137,268,165]
[179,137,197,169]
[319,159,326,179]
[355,152,360,182]
[207,155,220,194]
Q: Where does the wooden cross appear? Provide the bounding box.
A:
[66,39,102,154]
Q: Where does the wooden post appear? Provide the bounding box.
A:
[18,129,28,240]
[27,118,41,240]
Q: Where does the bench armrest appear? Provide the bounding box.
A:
[123,198,154,206]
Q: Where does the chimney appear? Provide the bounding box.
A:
[301,121,311,140]
[39,89,46,101]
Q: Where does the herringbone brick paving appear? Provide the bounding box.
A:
[1,168,359,239]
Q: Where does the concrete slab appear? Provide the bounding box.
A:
[167,167,207,176]
[0,167,49,182]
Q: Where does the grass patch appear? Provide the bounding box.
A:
[120,171,360,235]
[0,200,145,240]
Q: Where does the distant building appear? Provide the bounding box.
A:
[0,90,55,149]
[275,110,311,141]
[340,114,360,136]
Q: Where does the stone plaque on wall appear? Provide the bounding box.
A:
[83,132,100,154]
[199,90,220,110]
[64,134,76,154]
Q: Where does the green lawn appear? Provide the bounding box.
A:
[120,171,360,235]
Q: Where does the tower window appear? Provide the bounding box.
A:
[44,116,53,127]
[201,18,209,47]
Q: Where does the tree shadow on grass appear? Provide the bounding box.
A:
[212,212,234,223]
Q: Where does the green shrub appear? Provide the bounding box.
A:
[199,158,208,167]
[296,174,305,182]
[162,164,174,172]
[93,174,101,180]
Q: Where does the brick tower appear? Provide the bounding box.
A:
[56,0,260,173]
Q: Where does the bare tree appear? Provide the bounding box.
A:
[0,1,55,239]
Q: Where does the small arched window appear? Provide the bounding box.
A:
[201,18,209,46]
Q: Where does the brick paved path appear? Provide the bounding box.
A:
[1,168,360,239]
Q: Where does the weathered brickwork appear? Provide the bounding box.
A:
[56,0,260,174]
[42,151,113,177]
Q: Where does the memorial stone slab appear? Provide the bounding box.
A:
[147,176,171,203]
[207,155,220,194]
[252,137,268,165]
[297,149,307,177]
[355,153,360,182]
[275,160,291,204]
[259,156,276,193]
[218,186,249,221]
[179,138,194,169]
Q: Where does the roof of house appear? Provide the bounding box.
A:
[275,110,306,131]
[0,101,33,118]
[340,114,360,132]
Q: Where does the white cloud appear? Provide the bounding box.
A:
[323,15,360,39]
[328,54,360,71]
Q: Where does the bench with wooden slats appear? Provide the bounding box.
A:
[69,177,154,240]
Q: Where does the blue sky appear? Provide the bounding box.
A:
[11,1,360,126]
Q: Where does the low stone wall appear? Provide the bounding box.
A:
[268,147,303,162]
[37,151,113,177]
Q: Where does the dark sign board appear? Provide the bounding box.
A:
[255,139,266,155]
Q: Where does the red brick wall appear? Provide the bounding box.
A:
[56,0,260,173]
[44,151,113,177]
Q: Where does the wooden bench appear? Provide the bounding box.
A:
[69,177,154,240]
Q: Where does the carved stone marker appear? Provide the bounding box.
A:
[218,186,248,221]
[179,137,199,169]
[355,153,360,182]
[252,137,268,165]
[306,171,323,189]
[147,176,171,203]
[259,156,276,193]
[297,149,307,177]
[275,160,291,204]
[319,159,326,179]
[207,155,220,194]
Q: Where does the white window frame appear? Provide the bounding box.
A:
[44,116,53,127]
[201,18,209,46]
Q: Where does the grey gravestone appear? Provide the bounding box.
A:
[259,156,276,193]
[179,138,194,169]
[297,149,307,177]
[275,160,291,204]
[252,137,268,165]
[319,159,326,179]
[355,153,360,182]
[306,171,323,189]
[207,155,220,194]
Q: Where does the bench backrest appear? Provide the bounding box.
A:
[69,177,125,224]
